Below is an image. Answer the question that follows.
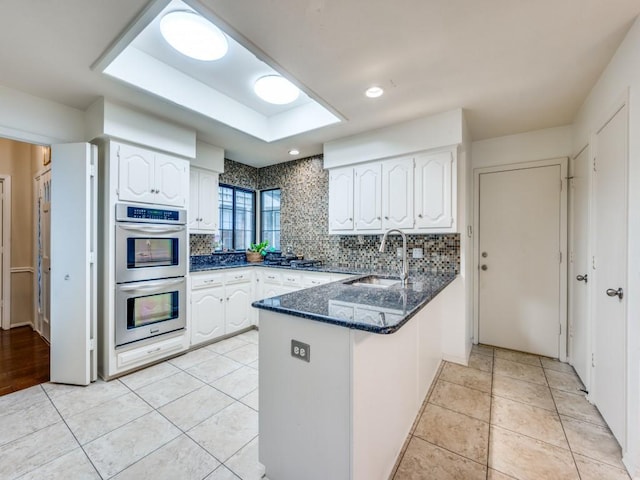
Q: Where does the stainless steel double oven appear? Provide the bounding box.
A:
[114,203,187,347]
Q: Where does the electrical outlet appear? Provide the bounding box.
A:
[412,248,423,258]
[291,339,310,362]
[396,247,403,258]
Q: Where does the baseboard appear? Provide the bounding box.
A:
[10,321,34,329]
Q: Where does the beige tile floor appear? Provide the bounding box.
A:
[0,330,261,480]
[393,344,631,480]
[0,335,631,480]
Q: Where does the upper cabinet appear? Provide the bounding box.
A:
[414,151,454,230]
[382,157,414,230]
[189,168,218,233]
[328,167,354,232]
[117,142,188,207]
[328,149,456,235]
[354,163,382,231]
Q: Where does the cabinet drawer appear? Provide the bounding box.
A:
[191,274,224,289]
[224,270,253,285]
[116,335,185,369]
[302,273,332,287]
[262,271,282,285]
[282,272,302,287]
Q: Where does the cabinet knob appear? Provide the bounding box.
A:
[418,214,423,218]
[377,217,381,220]
[219,298,223,303]
[385,216,389,220]
[349,218,353,221]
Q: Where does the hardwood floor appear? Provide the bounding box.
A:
[0,326,49,396]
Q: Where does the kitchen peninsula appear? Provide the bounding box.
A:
[253,273,459,480]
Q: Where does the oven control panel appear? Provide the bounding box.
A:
[116,203,186,225]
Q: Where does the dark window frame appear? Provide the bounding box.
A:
[218,183,256,251]
[260,188,281,250]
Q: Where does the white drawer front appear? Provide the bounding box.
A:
[191,274,224,289]
[282,273,302,287]
[117,335,185,369]
[262,271,283,285]
[225,270,252,284]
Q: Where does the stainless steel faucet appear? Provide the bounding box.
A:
[379,229,408,286]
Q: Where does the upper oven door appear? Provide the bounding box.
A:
[115,222,187,283]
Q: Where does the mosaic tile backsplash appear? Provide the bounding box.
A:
[190,156,460,274]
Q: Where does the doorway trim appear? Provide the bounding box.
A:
[473,157,568,360]
[0,175,11,330]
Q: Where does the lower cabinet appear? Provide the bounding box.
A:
[191,286,225,345]
[226,282,253,333]
[190,268,356,347]
[190,269,254,347]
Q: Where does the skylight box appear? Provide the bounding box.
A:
[94,0,341,142]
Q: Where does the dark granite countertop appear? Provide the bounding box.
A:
[251,273,456,334]
[190,259,365,276]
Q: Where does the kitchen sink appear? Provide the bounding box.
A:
[344,275,401,289]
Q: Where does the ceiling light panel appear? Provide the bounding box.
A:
[160,10,228,61]
[254,75,300,105]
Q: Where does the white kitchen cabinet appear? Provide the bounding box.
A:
[189,269,254,346]
[354,163,382,231]
[189,168,218,232]
[382,156,414,230]
[226,282,253,333]
[414,150,455,231]
[327,148,456,234]
[328,167,354,233]
[117,142,188,207]
[191,286,225,345]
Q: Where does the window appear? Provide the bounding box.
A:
[218,184,255,251]
[260,189,281,250]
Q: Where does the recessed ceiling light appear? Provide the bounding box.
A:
[160,11,228,61]
[365,86,384,98]
[254,75,300,105]
[288,149,300,155]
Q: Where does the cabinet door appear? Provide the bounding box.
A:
[382,157,414,229]
[225,283,252,333]
[191,287,225,346]
[328,167,354,232]
[415,151,454,230]
[354,163,382,231]
[198,171,218,231]
[155,153,188,207]
[117,143,155,204]
[188,170,200,230]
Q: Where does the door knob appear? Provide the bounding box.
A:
[482,252,488,258]
[576,274,588,283]
[481,264,488,271]
[606,288,623,300]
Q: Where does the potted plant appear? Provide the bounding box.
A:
[247,240,269,262]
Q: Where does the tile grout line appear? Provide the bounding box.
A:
[39,384,104,480]
[541,364,584,480]
[485,346,495,480]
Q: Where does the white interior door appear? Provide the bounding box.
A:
[478,164,563,358]
[592,104,628,446]
[40,171,52,342]
[568,147,591,387]
[50,143,97,386]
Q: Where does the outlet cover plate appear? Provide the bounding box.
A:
[291,339,310,362]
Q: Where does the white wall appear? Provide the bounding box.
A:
[323,109,463,168]
[571,16,640,478]
[0,85,85,145]
[471,125,572,169]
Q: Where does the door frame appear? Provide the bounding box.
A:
[473,157,568,360]
[567,143,592,387]
[0,175,10,330]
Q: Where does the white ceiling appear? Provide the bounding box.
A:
[0,0,638,167]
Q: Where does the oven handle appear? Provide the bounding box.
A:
[118,278,184,293]
[117,224,185,234]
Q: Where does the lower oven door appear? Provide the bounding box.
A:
[115,277,186,347]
